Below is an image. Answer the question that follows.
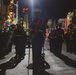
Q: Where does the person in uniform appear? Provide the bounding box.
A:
[48,29,56,52]
[54,23,64,56]
[12,24,27,59]
[30,8,45,75]
[65,23,74,53]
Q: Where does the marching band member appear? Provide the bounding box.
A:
[30,8,46,75]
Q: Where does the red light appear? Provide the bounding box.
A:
[22,8,28,13]
[25,8,28,11]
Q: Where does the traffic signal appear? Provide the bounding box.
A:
[22,8,28,13]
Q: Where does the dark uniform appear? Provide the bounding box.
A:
[48,29,56,52]
[30,8,46,75]
[64,32,72,53]
[12,25,27,59]
[73,27,76,54]
[65,24,75,53]
[54,25,64,56]
[32,30,44,74]
[30,19,45,75]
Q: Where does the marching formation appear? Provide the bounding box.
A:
[48,22,76,57]
[0,8,76,75]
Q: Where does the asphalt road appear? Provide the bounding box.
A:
[0,40,76,75]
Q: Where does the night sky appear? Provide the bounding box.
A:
[16,0,76,20]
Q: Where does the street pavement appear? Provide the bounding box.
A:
[0,40,76,75]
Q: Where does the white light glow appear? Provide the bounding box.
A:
[30,0,34,4]
[29,0,34,18]
[30,0,34,9]
[8,15,10,18]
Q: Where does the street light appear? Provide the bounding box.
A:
[29,0,35,18]
[29,0,40,17]
[30,0,34,11]
[30,0,34,6]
